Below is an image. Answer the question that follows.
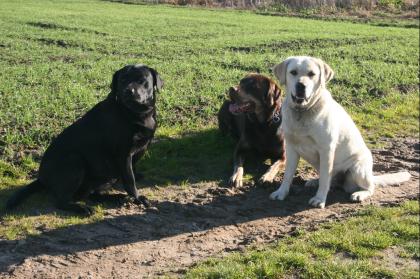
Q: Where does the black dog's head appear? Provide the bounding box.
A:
[109,64,163,112]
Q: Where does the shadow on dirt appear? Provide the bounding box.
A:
[0,176,354,272]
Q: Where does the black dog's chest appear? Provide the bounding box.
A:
[118,106,156,156]
[131,131,153,154]
[134,114,155,139]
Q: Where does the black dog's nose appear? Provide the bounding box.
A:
[228,86,238,100]
[295,82,306,98]
[125,86,137,95]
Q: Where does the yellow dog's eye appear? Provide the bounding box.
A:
[290,70,297,76]
[308,71,315,77]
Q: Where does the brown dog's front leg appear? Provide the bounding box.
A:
[259,159,285,184]
[119,155,150,207]
[229,145,245,187]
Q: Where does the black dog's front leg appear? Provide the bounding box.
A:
[119,155,150,207]
[132,154,144,181]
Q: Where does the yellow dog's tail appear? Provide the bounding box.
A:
[374,171,411,186]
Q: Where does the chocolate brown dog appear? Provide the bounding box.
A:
[218,73,285,187]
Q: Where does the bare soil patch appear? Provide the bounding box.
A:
[0,137,418,278]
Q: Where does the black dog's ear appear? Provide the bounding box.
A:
[149,67,164,91]
[108,68,122,100]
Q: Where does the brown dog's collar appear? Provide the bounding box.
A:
[269,103,282,125]
[272,110,281,123]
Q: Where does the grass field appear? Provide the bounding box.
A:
[0,0,418,276]
[0,0,418,164]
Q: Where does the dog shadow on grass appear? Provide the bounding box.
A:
[0,129,232,216]
[0,128,353,272]
[137,128,236,186]
[0,128,287,222]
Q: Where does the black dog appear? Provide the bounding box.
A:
[218,73,285,187]
[6,64,163,215]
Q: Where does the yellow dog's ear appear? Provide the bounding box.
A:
[273,57,296,86]
[315,58,334,86]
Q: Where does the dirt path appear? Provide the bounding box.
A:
[0,138,418,278]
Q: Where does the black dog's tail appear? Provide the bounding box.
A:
[6,180,43,209]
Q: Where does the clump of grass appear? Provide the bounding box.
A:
[0,208,105,240]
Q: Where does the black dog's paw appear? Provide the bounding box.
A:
[58,203,95,217]
[88,192,127,205]
[133,195,152,208]
[82,205,95,216]
[74,204,95,216]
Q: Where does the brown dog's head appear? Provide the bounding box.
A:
[228,73,282,122]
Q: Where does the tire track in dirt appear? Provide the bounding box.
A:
[0,138,418,278]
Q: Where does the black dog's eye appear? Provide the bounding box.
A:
[290,70,297,76]
[308,71,315,77]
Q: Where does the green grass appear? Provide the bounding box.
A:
[0,0,418,243]
[0,0,418,163]
[185,201,420,278]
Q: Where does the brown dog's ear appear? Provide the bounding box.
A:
[265,81,282,108]
[149,67,164,91]
[273,57,294,86]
